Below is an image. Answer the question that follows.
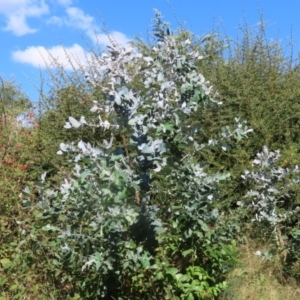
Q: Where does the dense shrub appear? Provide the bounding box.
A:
[172,20,300,213]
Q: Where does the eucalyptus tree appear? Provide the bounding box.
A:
[22,11,252,299]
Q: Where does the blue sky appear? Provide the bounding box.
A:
[1,0,300,103]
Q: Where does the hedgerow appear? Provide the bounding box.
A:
[2,9,300,300]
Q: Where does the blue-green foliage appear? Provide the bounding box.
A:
[22,11,253,299]
[240,146,300,226]
[239,146,300,255]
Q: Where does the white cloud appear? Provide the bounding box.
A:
[12,43,91,70]
[49,6,131,47]
[47,15,64,26]
[0,0,49,35]
[10,4,132,70]
[92,31,131,48]
[56,0,72,6]
[66,6,93,31]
